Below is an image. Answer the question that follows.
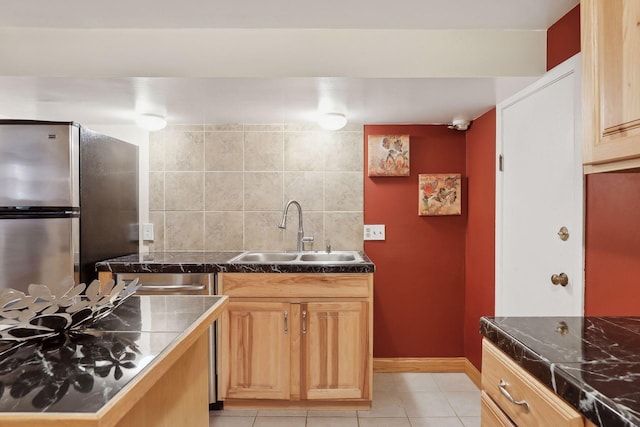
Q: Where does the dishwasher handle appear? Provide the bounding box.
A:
[137,284,207,292]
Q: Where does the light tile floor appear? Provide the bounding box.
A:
[210,373,481,427]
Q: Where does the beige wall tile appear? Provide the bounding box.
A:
[148,211,164,252]
[282,211,323,252]
[149,171,165,211]
[205,172,243,211]
[205,212,244,251]
[165,211,204,250]
[245,124,284,132]
[165,129,204,171]
[244,211,283,251]
[244,172,283,211]
[205,131,244,171]
[325,212,364,251]
[244,131,283,171]
[324,131,364,172]
[165,172,204,211]
[284,132,324,171]
[149,131,165,171]
[147,123,364,251]
[325,172,363,211]
[284,123,321,132]
[205,124,243,132]
[283,172,324,212]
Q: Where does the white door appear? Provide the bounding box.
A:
[495,54,584,316]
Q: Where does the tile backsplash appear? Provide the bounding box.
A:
[148,123,364,252]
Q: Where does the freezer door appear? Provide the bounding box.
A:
[0,216,79,293]
[0,123,79,207]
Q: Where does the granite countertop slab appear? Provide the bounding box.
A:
[94,251,243,273]
[481,316,640,427]
[95,251,376,274]
[0,295,225,414]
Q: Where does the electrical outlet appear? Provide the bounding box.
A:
[364,224,385,241]
[142,223,154,241]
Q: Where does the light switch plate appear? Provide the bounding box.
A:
[142,223,155,241]
[364,224,385,241]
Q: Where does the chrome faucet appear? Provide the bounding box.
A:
[278,200,314,251]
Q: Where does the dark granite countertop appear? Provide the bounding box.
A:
[95,251,376,274]
[481,316,640,427]
[0,295,225,414]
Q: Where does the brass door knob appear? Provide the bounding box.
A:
[551,273,569,287]
[557,226,569,241]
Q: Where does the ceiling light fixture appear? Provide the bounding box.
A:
[136,113,167,131]
[447,119,471,131]
[318,113,347,131]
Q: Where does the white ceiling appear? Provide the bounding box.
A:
[0,0,579,127]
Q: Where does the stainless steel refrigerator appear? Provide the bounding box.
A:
[0,120,139,292]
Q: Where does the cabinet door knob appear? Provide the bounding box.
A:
[498,379,530,412]
[551,273,569,286]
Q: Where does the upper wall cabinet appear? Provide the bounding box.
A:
[582,0,640,173]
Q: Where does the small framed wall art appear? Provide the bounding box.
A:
[367,135,410,177]
[418,173,462,216]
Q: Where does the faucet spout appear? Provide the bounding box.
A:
[278,200,313,251]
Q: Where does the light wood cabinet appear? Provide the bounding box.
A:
[481,340,583,427]
[302,301,368,400]
[582,0,640,173]
[221,301,291,400]
[218,273,373,408]
[481,391,516,427]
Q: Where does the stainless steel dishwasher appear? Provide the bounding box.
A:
[114,272,219,407]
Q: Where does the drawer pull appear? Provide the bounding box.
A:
[302,310,307,334]
[284,311,288,334]
[499,379,530,412]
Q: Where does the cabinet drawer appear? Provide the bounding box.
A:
[481,391,515,427]
[482,340,583,427]
[219,273,371,298]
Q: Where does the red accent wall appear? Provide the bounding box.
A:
[547,5,581,71]
[585,174,640,315]
[464,109,496,369]
[360,3,608,362]
[364,125,466,357]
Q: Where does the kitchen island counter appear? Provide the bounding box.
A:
[481,316,640,427]
[96,251,376,274]
[0,294,227,426]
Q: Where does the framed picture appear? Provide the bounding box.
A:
[418,174,462,216]
[367,135,410,176]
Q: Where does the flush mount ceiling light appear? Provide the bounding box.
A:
[447,119,471,131]
[136,113,167,131]
[318,113,347,131]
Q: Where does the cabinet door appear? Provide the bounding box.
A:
[583,0,640,170]
[301,302,369,400]
[219,301,291,400]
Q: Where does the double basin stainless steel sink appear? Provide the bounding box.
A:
[229,251,364,264]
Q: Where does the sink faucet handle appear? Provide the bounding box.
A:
[301,235,314,251]
[325,241,332,253]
